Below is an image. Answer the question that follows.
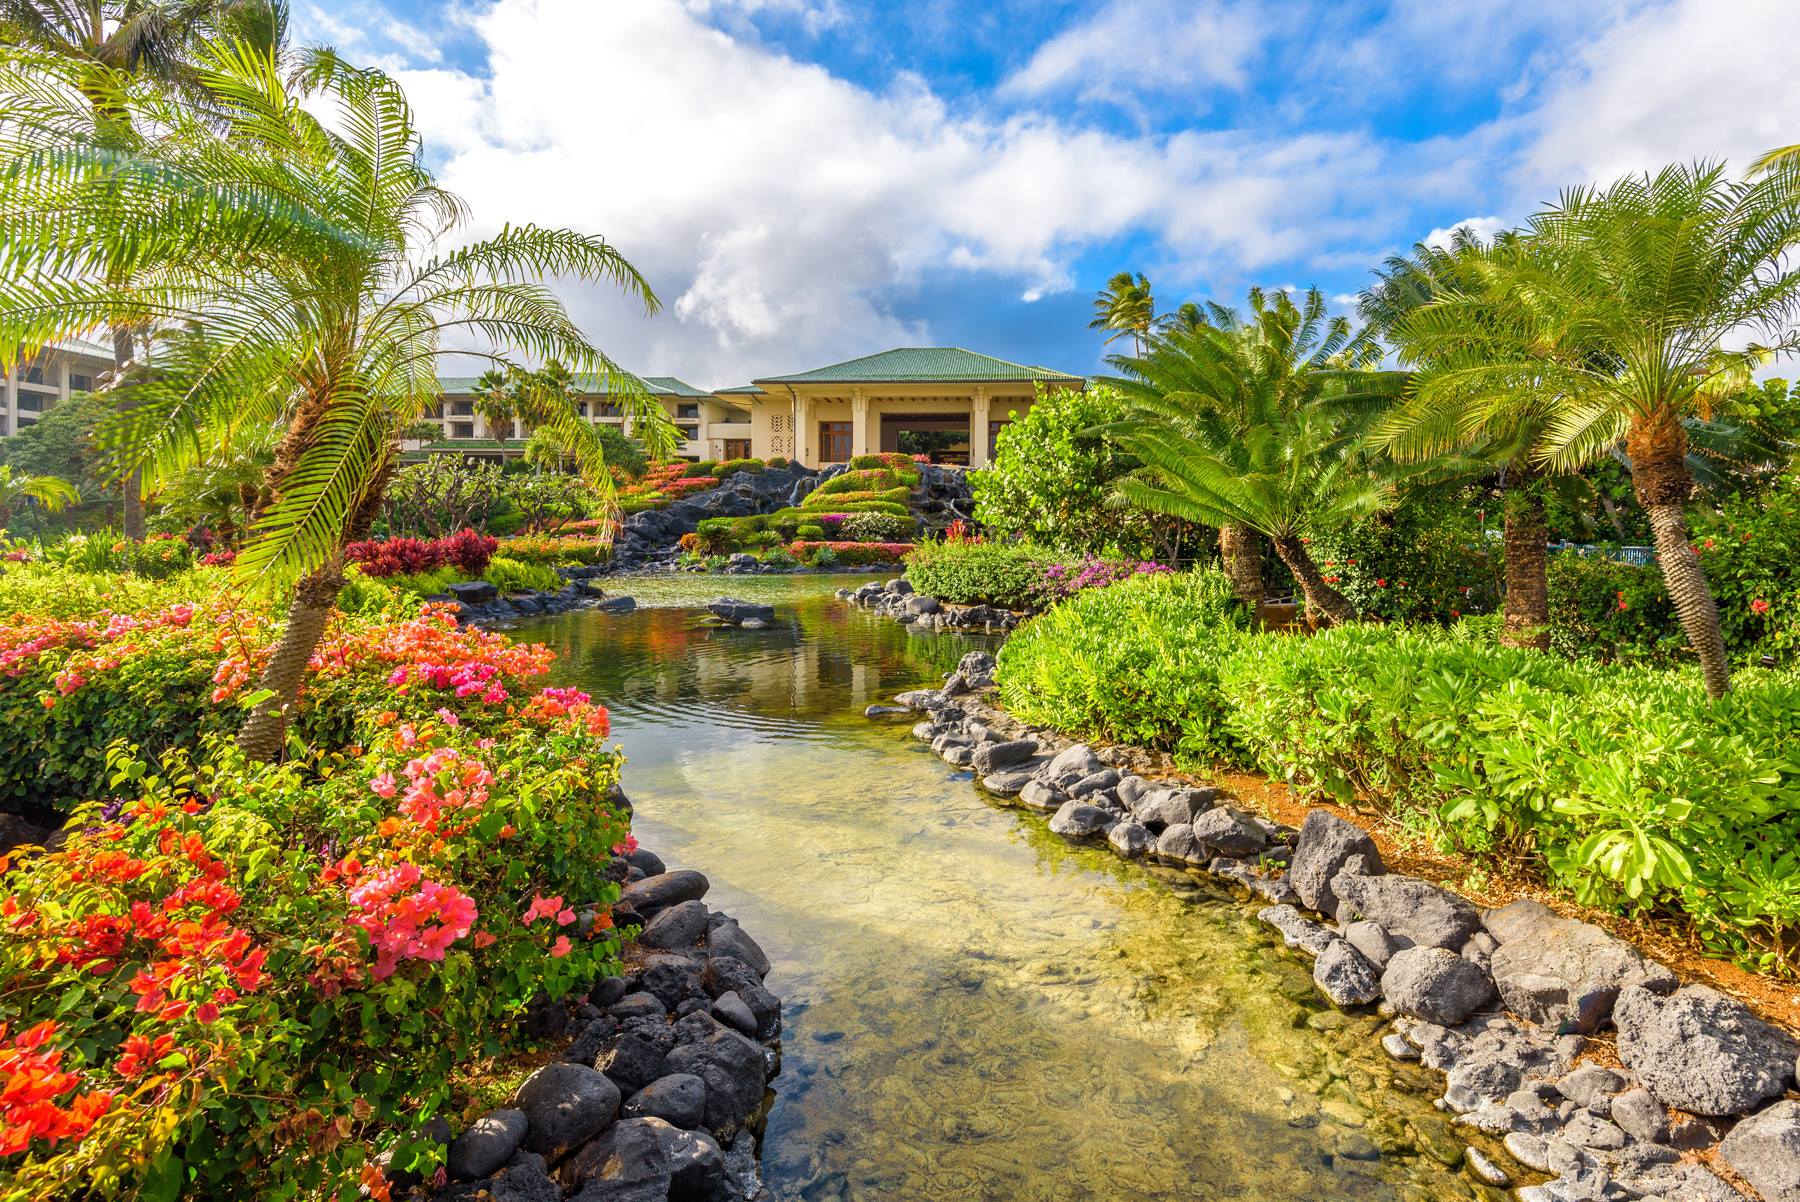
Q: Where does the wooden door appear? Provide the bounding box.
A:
[819,421,853,463]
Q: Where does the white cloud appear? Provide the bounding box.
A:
[394,0,1417,384]
[1000,0,1265,107]
[1422,215,1508,249]
[1519,0,1800,190]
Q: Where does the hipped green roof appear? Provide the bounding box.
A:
[436,374,710,398]
[753,347,1080,386]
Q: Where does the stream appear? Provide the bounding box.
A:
[520,574,1502,1202]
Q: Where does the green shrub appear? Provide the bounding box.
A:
[716,457,763,476]
[839,511,915,542]
[903,540,1068,609]
[1309,491,1500,624]
[689,460,720,477]
[484,555,563,594]
[761,546,799,569]
[996,572,1800,976]
[796,523,825,541]
[378,564,469,598]
[766,456,788,468]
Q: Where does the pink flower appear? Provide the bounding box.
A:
[435,707,460,727]
[550,936,572,958]
[523,894,565,925]
[612,835,639,856]
[369,773,398,799]
[556,908,576,926]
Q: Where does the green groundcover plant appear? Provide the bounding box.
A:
[901,541,1070,610]
[0,573,632,1197]
[997,570,1800,976]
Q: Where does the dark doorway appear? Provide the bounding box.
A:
[724,438,751,459]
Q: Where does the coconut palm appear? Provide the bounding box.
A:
[0,41,676,757]
[0,0,285,541]
[1395,162,1800,697]
[1106,287,1408,622]
[0,465,79,529]
[1089,271,1156,356]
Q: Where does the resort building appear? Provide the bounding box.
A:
[720,347,1083,468]
[417,374,751,462]
[1,338,115,436]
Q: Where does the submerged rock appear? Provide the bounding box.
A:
[1312,938,1382,1007]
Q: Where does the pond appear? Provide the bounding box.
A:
[519,575,1501,1202]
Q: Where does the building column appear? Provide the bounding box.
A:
[969,389,991,468]
[791,393,810,465]
[850,390,872,457]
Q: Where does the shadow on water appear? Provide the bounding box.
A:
[514,576,1499,1202]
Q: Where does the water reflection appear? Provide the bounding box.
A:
[517,577,1501,1202]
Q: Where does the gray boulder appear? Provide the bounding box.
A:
[709,991,758,1037]
[1256,904,1338,957]
[1719,1099,1800,1202]
[621,870,710,918]
[1067,768,1121,799]
[1288,810,1384,917]
[620,1073,708,1130]
[704,918,770,978]
[513,1062,621,1156]
[903,594,940,616]
[1154,823,1208,867]
[1017,781,1063,812]
[1555,1064,1626,1108]
[1343,920,1403,969]
[639,900,711,950]
[1041,743,1105,785]
[1332,872,1479,951]
[1484,899,1675,1032]
[1609,1087,1670,1144]
[980,768,1038,797]
[1131,787,1200,831]
[1048,800,1115,839]
[562,1117,724,1200]
[661,1018,768,1136]
[1107,821,1154,859]
[971,739,1038,774]
[1613,984,1800,1116]
[1115,775,1155,810]
[706,597,776,624]
[1379,947,1496,1025]
[447,1109,528,1181]
[1190,807,1267,858]
[1312,938,1382,1007]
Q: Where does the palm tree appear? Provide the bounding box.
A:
[1752,144,1800,174]
[0,465,79,529]
[1395,162,1800,697]
[1089,271,1156,356]
[0,0,285,541]
[1106,287,1410,623]
[1362,228,1567,650]
[0,41,676,757]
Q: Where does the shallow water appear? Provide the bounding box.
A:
[519,575,1501,1202]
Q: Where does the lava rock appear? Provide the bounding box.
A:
[1609,1087,1670,1144]
[1343,920,1404,969]
[1190,807,1267,858]
[1555,1065,1626,1108]
[1718,1099,1800,1202]
[1154,823,1208,866]
[704,918,770,978]
[1379,947,1496,1025]
[447,580,499,606]
[971,739,1038,774]
[707,597,776,624]
[609,993,667,1023]
[1312,938,1382,1007]
[1332,872,1480,951]
[640,900,711,950]
[1288,810,1385,917]
[709,991,758,1037]
[703,955,781,1040]
[661,1021,768,1136]
[1017,781,1063,812]
[1048,800,1115,839]
[512,1062,621,1156]
[980,768,1038,797]
[447,1109,528,1181]
[1067,768,1121,799]
[1484,900,1676,1033]
[623,848,666,877]
[1107,821,1154,859]
[597,1028,671,1093]
[621,871,711,918]
[562,1117,724,1200]
[1040,743,1105,786]
[620,1073,709,1131]
[635,954,708,1011]
[1257,904,1338,957]
[1613,983,1800,1116]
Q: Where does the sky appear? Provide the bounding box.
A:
[293,0,1800,388]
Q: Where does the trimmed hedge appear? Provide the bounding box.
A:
[902,541,1069,610]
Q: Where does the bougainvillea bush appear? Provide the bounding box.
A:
[0,587,630,1197]
[343,529,497,579]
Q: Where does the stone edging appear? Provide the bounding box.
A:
[425,839,781,1202]
[869,647,1799,1202]
[838,577,1022,632]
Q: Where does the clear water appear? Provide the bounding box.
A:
[517,575,1503,1202]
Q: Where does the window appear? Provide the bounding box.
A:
[21,361,46,385]
[819,421,852,463]
[69,372,94,392]
[16,392,48,413]
[596,403,621,418]
[450,401,474,417]
[675,424,698,440]
[425,403,444,419]
[577,401,588,417]
[677,403,699,420]
[450,422,475,440]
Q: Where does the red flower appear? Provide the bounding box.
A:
[1751,598,1771,615]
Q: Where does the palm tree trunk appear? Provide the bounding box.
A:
[113,324,145,541]
[1501,467,1549,650]
[235,562,343,762]
[1218,521,1263,607]
[1627,410,1731,698]
[1273,535,1357,627]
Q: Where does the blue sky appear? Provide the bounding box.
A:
[295,0,1799,385]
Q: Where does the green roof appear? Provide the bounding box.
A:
[414,439,530,451]
[753,347,1080,386]
[437,374,710,398]
[715,384,763,395]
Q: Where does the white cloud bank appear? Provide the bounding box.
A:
[381,0,1800,384]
